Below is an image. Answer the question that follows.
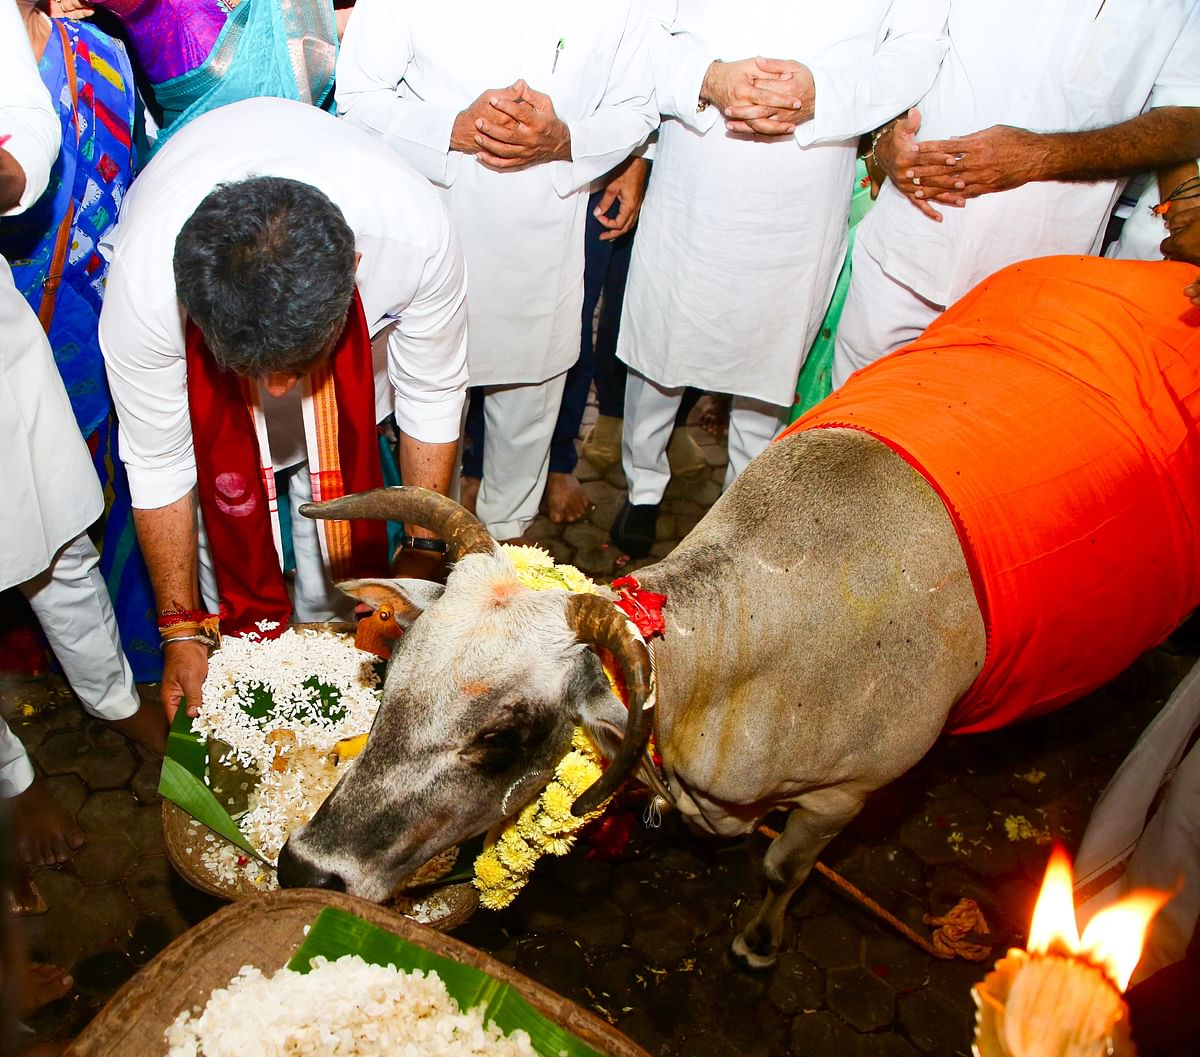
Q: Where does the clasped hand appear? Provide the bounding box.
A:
[876,112,1048,222]
[451,80,571,171]
[704,57,815,137]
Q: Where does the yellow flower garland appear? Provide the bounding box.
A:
[472,546,618,909]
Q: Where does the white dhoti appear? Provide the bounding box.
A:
[476,372,569,540]
[622,370,786,505]
[0,531,140,797]
[832,241,945,390]
[1076,658,1200,984]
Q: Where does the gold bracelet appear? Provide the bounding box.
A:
[868,124,893,170]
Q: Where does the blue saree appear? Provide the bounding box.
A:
[0,20,161,681]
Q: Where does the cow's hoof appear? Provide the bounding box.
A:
[730,931,778,972]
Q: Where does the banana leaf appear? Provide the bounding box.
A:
[208,737,259,818]
[289,907,604,1057]
[159,707,265,861]
[159,756,263,860]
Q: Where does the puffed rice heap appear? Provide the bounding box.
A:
[164,954,538,1057]
[195,628,382,771]
[192,628,382,888]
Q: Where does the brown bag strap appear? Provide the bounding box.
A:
[37,21,81,335]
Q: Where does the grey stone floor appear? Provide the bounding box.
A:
[5,417,1187,1056]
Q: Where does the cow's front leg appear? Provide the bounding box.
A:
[731,787,865,971]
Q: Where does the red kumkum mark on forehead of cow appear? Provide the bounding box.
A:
[488,578,523,608]
[459,679,492,698]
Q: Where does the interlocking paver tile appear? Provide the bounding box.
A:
[558,898,626,949]
[78,789,140,833]
[72,832,138,885]
[130,758,163,805]
[630,907,699,967]
[43,773,87,816]
[35,730,91,777]
[897,988,974,1056]
[515,934,589,992]
[856,1031,926,1057]
[827,965,896,1032]
[798,914,864,969]
[863,936,930,993]
[790,1010,862,1057]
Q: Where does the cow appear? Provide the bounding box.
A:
[276,256,1200,970]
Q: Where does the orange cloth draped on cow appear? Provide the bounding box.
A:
[780,256,1200,734]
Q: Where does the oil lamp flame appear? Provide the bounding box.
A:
[1027,846,1080,956]
[1027,845,1168,992]
[1079,891,1170,992]
[973,847,1171,1057]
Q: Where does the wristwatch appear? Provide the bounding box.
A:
[400,534,447,554]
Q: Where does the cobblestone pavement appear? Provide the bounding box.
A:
[6,416,1189,1056]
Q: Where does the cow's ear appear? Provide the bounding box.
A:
[336,578,444,628]
[573,651,671,806]
[573,652,629,760]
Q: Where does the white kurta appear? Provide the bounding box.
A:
[335,0,658,387]
[1106,166,1200,262]
[617,1,948,407]
[857,0,1200,308]
[98,98,469,511]
[0,0,61,219]
[1,1,99,592]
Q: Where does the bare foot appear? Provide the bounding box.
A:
[106,698,167,757]
[695,394,730,438]
[546,472,593,524]
[459,475,480,516]
[17,963,73,1017]
[11,779,85,867]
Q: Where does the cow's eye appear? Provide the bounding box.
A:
[482,727,522,751]
[463,725,525,772]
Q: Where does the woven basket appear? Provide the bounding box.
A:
[161,622,477,931]
[66,890,650,1057]
[161,799,478,930]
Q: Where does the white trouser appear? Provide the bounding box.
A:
[0,531,139,797]
[0,723,34,798]
[622,370,787,505]
[1124,739,1200,980]
[1076,659,1200,983]
[476,372,568,540]
[832,240,945,390]
[198,463,355,624]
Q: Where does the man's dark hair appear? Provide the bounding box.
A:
[173,176,357,373]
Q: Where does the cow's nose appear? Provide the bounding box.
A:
[276,839,345,892]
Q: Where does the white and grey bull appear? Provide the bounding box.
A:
[276,429,984,970]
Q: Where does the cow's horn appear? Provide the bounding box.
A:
[299,486,495,562]
[565,592,654,816]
